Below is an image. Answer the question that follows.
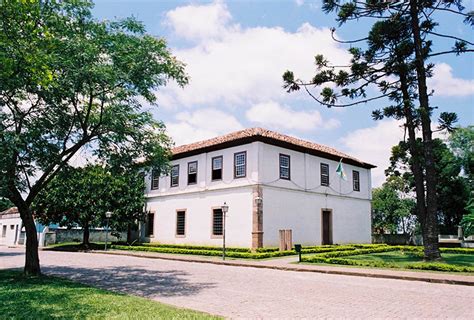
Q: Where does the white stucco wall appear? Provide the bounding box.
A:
[258,142,372,200]
[144,139,373,248]
[0,216,22,246]
[145,142,259,197]
[262,186,372,246]
[147,186,254,247]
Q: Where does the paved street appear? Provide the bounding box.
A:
[1,246,473,319]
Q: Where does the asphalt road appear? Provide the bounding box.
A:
[1,246,472,319]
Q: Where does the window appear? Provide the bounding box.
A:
[188,161,198,185]
[212,156,223,180]
[234,151,246,178]
[279,154,290,180]
[176,211,186,236]
[321,163,329,186]
[353,170,360,191]
[151,169,160,190]
[212,208,223,236]
[146,213,154,237]
[170,165,179,187]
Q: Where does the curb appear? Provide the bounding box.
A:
[91,250,474,287]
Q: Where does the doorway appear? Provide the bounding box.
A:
[321,209,332,245]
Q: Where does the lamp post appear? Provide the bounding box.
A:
[221,202,229,260]
[104,211,113,251]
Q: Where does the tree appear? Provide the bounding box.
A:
[449,126,474,184]
[33,165,146,247]
[282,0,472,261]
[372,176,416,235]
[0,197,13,212]
[0,1,187,275]
[460,197,474,236]
[387,137,471,234]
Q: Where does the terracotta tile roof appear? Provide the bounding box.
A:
[0,207,19,217]
[172,128,376,169]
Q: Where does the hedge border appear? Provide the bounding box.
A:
[301,246,474,273]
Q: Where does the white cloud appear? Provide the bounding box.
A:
[159,2,350,110]
[295,0,305,6]
[246,101,340,131]
[429,63,474,97]
[164,1,232,42]
[165,108,243,145]
[340,120,405,187]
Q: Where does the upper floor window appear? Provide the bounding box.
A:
[321,163,329,186]
[171,165,179,187]
[212,156,223,181]
[151,169,160,190]
[188,161,197,185]
[279,154,290,180]
[234,151,246,178]
[353,170,360,191]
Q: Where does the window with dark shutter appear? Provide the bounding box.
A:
[171,165,179,187]
[321,163,329,186]
[176,211,186,236]
[151,169,159,190]
[212,156,223,180]
[279,154,290,180]
[146,213,154,236]
[353,170,360,191]
[188,161,197,185]
[212,208,223,236]
[234,152,246,178]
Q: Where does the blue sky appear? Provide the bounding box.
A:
[92,0,474,186]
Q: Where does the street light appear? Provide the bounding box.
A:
[104,211,113,251]
[221,202,229,260]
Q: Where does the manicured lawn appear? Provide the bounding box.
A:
[345,251,474,267]
[0,269,219,320]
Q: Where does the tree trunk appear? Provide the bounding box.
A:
[18,204,41,275]
[409,0,441,261]
[400,71,427,230]
[82,221,90,248]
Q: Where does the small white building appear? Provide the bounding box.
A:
[0,207,23,246]
[144,128,375,249]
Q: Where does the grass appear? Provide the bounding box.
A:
[0,269,219,320]
[345,251,474,267]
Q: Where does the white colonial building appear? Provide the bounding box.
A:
[0,207,23,246]
[144,128,375,249]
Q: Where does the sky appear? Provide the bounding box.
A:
[91,0,474,187]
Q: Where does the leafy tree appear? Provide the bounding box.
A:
[460,197,474,236]
[387,138,471,234]
[449,126,474,183]
[0,1,187,275]
[372,176,416,235]
[33,165,146,247]
[0,197,13,212]
[283,0,472,261]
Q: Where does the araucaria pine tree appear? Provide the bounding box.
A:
[283,0,473,261]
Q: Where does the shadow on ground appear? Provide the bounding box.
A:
[0,251,24,257]
[42,265,216,298]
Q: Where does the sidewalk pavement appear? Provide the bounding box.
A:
[92,249,474,286]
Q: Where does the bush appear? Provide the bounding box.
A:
[110,245,296,259]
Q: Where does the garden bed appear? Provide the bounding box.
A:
[301,246,474,273]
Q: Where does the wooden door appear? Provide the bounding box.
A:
[322,210,332,245]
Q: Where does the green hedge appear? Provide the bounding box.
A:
[300,255,474,273]
[135,243,251,253]
[111,245,296,259]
